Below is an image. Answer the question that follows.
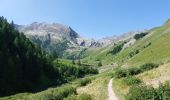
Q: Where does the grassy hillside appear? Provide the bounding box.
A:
[78,20,170,99]
[0,17,98,98]
[137,62,170,88]
[82,19,170,69]
[82,43,119,66]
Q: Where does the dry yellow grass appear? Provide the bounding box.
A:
[112,78,129,100]
[137,62,170,88]
[77,76,110,100]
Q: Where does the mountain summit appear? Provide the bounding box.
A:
[16,22,103,56]
[17,22,79,45]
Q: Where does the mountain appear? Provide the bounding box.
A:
[82,19,170,68]
[2,17,170,100]
[16,22,103,57]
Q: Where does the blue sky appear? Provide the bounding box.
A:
[0,0,170,39]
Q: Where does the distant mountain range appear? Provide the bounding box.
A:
[15,22,145,57]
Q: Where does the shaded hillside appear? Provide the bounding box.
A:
[0,17,98,97]
[0,17,58,96]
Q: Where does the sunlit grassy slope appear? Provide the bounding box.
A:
[111,61,170,100]
[82,44,116,66]
[137,62,170,88]
[83,19,170,68]
[77,75,110,100]
[128,21,170,66]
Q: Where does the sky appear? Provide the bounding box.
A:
[0,0,170,39]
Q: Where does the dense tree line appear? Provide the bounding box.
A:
[54,63,98,83]
[0,16,60,96]
[0,17,98,97]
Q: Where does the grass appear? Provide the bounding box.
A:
[0,85,76,100]
[137,62,170,88]
[0,74,98,100]
[112,78,130,100]
[76,20,170,100]
[78,78,92,87]
[0,70,112,100]
[82,20,170,69]
[64,93,92,100]
[111,62,170,99]
[77,75,110,100]
[123,76,141,86]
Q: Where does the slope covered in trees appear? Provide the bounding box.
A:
[0,16,60,96]
[0,17,98,97]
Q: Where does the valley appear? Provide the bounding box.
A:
[1,16,170,100]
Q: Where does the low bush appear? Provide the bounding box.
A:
[64,94,92,100]
[123,76,141,86]
[108,42,125,55]
[144,42,152,48]
[126,85,155,100]
[114,69,127,78]
[127,67,141,76]
[126,82,170,100]
[134,32,148,40]
[115,68,141,78]
[78,94,92,100]
[79,78,92,86]
[28,86,76,100]
[129,50,140,58]
[140,63,159,72]
[64,95,77,100]
[114,63,159,79]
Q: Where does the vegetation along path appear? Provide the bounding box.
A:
[108,78,118,100]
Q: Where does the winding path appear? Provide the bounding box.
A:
[108,78,118,100]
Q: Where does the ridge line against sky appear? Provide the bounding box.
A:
[0,0,170,39]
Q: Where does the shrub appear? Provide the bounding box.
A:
[126,82,170,100]
[126,85,155,100]
[98,61,102,67]
[114,63,159,79]
[79,78,92,86]
[134,32,148,40]
[144,42,152,48]
[78,94,92,100]
[115,68,141,78]
[64,95,77,100]
[64,94,92,100]
[28,86,76,100]
[109,43,125,55]
[140,63,159,72]
[114,69,127,78]
[127,67,141,76]
[123,76,141,86]
[129,50,140,58]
